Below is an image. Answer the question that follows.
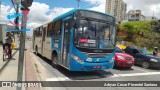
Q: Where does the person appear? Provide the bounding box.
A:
[153,47,158,56]
[3,32,13,58]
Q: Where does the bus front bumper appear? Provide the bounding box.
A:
[70,58,114,71]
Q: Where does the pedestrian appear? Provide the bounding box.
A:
[3,32,13,58]
[153,47,158,56]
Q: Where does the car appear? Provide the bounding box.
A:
[114,48,134,68]
[124,46,160,69]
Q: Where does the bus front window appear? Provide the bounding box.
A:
[74,19,115,49]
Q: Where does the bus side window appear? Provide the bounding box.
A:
[54,20,62,38]
[40,27,43,37]
[37,29,39,37]
[35,30,37,37]
[43,27,46,41]
[47,22,54,37]
[47,30,52,37]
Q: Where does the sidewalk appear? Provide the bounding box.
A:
[0,36,44,90]
[0,45,20,90]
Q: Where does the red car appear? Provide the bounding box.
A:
[114,48,134,68]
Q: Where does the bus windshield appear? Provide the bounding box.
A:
[74,19,115,49]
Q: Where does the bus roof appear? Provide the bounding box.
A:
[33,9,115,30]
[52,8,115,22]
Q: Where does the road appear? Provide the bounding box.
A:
[27,41,160,90]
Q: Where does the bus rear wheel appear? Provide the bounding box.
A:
[52,54,58,68]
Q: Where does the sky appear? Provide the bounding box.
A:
[0,0,160,35]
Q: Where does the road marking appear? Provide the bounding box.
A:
[46,77,70,81]
[132,66,149,72]
[111,72,160,77]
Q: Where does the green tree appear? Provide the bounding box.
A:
[117,20,160,50]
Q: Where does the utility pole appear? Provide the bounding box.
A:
[0,1,1,17]
[77,0,80,9]
[17,0,33,90]
[17,8,28,90]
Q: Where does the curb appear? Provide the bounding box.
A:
[29,52,46,81]
[25,50,40,90]
[25,46,46,90]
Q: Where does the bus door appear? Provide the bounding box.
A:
[42,27,46,55]
[33,30,36,50]
[62,20,71,67]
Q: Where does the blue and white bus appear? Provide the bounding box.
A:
[33,9,116,71]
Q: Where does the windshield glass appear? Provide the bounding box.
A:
[74,19,115,49]
[139,49,152,55]
[115,48,124,53]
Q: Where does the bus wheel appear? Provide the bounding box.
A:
[35,46,38,55]
[52,54,58,68]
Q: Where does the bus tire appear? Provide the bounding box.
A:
[35,46,38,55]
[52,53,58,68]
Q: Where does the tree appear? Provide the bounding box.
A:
[117,21,160,50]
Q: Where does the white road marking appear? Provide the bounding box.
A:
[46,77,70,81]
[132,66,149,72]
[111,72,160,77]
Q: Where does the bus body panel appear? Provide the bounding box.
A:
[34,37,42,54]
[69,59,114,71]
[43,37,52,59]
[33,9,116,71]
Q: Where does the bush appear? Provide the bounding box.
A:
[117,21,160,50]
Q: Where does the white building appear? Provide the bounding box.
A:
[145,16,157,21]
[126,9,146,21]
[0,24,7,44]
[0,24,15,44]
[105,0,127,23]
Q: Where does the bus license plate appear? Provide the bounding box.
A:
[127,61,132,64]
[93,66,101,69]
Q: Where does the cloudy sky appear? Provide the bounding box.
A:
[0,0,160,35]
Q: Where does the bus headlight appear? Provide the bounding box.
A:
[71,54,84,64]
[109,58,114,63]
[86,58,92,62]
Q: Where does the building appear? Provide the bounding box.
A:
[126,9,146,21]
[0,24,15,44]
[0,24,7,44]
[105,0,127,23]
[145,16,157,21]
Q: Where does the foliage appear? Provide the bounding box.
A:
[117,20,160,50]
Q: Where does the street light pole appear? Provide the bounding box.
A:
[0,1,1,16]
[77,0,80,9]
[16,0,33,90]
[17,8,28,90]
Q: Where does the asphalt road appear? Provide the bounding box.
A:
[27,41,160,90]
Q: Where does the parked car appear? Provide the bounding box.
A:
[114,48,134,68]
[124,46,160,69]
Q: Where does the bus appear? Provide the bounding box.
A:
[33,9,116,71]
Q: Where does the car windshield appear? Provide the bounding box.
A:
[139,49,152,55]
[115,48,124,53]
[74,19,115,49]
